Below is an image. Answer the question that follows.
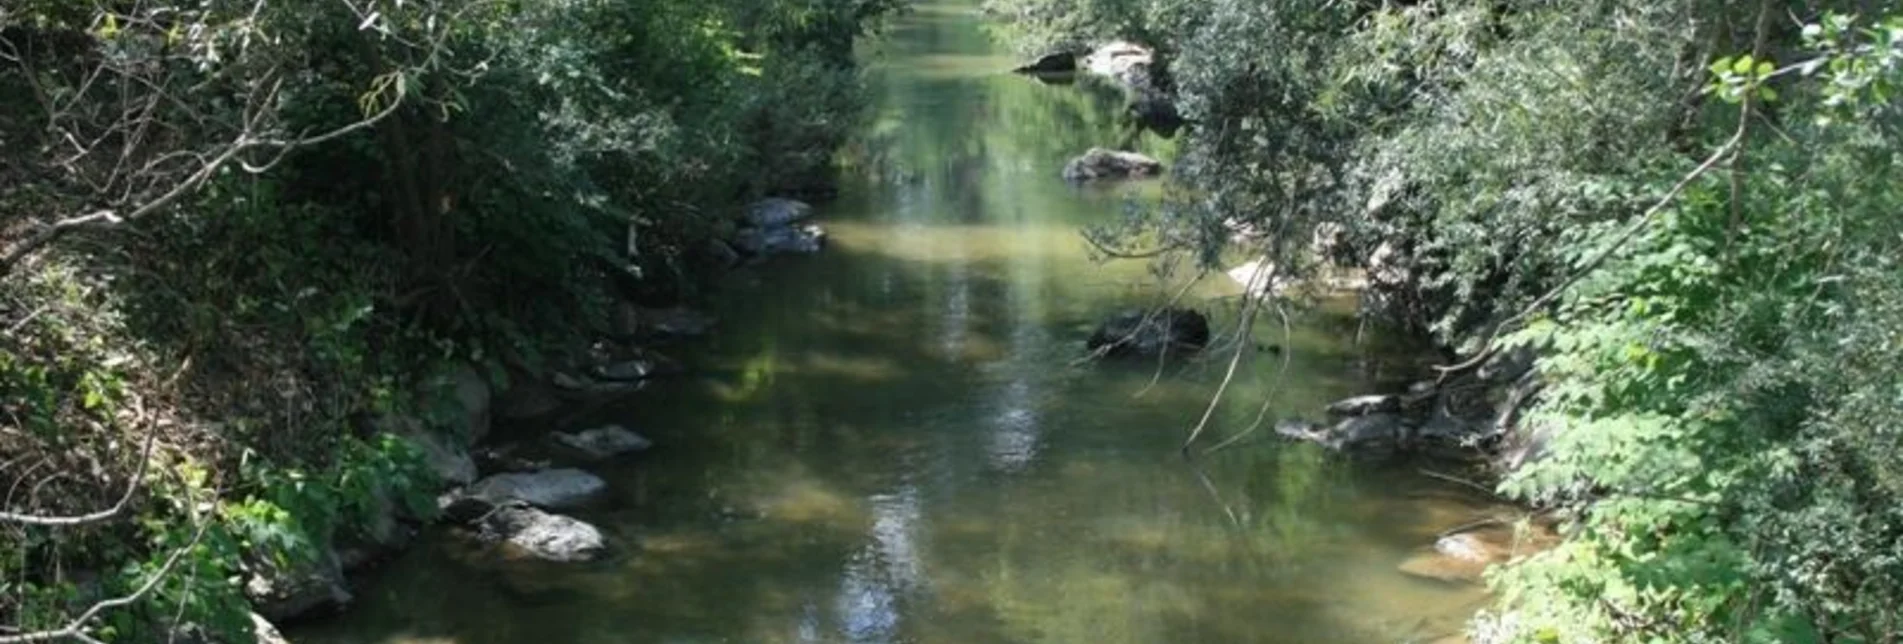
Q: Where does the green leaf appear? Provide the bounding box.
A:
[1731,54,1755,75]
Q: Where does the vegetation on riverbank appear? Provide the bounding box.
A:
[985,0,1902,641]
[1,0,901,640]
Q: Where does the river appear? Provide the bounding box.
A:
[297,2,1495,642]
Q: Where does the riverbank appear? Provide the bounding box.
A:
[0,2,902,640]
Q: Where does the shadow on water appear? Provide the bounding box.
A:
[296,1,1498,643]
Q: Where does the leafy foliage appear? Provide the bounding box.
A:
[992,1,1903,641]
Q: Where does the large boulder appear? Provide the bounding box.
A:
[555,424,653,460]
[468,468,607,510]
[1086,308,1210,358]
[479,505,606,563]
[1063,148,1164,182]
[448,364,493,443]
[380,416,477,486]
[244,549,351,622]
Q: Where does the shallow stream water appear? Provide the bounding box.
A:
[299,3,1498,642]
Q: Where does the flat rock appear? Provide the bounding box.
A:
[469,469,607,510]
[555,424,653,460]
[481,505,606,563]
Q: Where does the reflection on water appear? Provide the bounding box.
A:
[297,2,1495,643]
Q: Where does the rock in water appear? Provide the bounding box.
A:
[244,549,352,621]
[1063,148,1164,182]
[469,468,607,510]
[733,223,827,256]
[1086,308,1210,358]
[555,424,653,460]
[1326,413,1411,450]
[1014,51,1077,74]
[1325,394,1403,417]
[744,198,814,228]
[480,505,606,563]
[1082,41,1154,83]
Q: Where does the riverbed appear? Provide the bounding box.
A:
[297,2,1496,642]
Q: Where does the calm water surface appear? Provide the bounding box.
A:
[299,3,1496,642]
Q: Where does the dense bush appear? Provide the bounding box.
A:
[1,0,899,639]
[989,0,1903,641]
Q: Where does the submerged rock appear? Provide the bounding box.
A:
[469,468,607,510]
[1063,148,1164,182]
[480,505,606,563]
[1398,524,1552,585]
[1086,308,1210,358]
[555,424,653,460]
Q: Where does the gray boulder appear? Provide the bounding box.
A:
[468,469,607,510]
[480,505,606,563]
[555,425,653,460]
[380,416,477,486]
[448,363,493,442]
[244,549,351,622]
[1063,148,1163,182]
